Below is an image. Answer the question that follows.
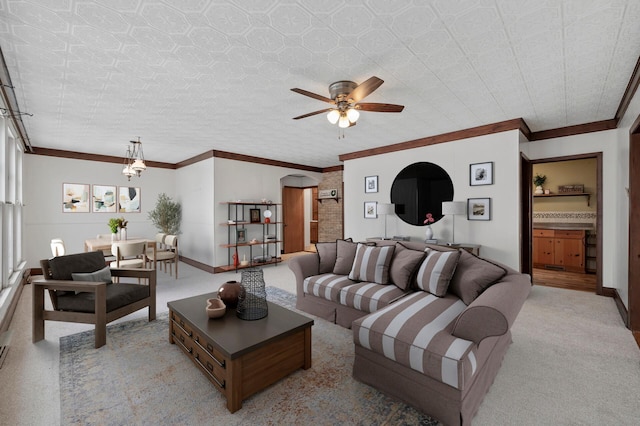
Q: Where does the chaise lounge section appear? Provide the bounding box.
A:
[289,239,531,425]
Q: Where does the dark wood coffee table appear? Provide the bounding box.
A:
[168,292,313,412]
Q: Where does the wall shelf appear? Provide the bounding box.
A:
[534,192,591,206]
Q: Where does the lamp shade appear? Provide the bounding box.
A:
[442,201,466,215]
[377,203,395,215]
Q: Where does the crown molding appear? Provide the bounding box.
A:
[27,147,175,169]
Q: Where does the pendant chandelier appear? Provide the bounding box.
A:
[122,137,146,181]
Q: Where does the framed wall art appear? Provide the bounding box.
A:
[364,201,377,219]
[236,228,247,243]
[118,186,141,213]
[365,175,378,193]
[467,198,491,221]
[470,162,494,186]
[92,185,117,213]
[62,183,90,213]
[250,208,261,223]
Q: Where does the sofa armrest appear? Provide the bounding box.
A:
[288,253,320,297]
[452,273,531,344]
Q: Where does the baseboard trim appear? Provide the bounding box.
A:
[610,288,629,328]
[178,255,215,274]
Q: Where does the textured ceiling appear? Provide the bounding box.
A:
[1,0,639,168]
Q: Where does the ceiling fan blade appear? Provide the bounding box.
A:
[356,103,405,113]
[347,76,384,102]
[291,88,335,104]
[292,108,334,120]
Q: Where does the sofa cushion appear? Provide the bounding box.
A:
[389,243,425,291]
[353,291,477,390]
[339,282,407,313]
[71,266,112,284]
[333,239,360,275]
[316,241,339,274]
[448,250,507,305]
[303,273,357,303]
[415,249,461,296]
[348,243,395,284]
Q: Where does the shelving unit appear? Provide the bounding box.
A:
[533,192,591,206]
[219,202,281,272]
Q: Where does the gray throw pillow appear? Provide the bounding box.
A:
[71,265,112,284]
[316,241,338,274]
[333,239,359,275]
[448,250,507,305]
[389,243,425,291]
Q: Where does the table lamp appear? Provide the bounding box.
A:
[441,201,466,244]
[377,203,395,239]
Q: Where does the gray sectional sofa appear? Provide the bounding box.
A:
[288,239,531,425]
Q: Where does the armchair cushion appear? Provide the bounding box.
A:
[48,251,106,280]
[71,266,112,284]
[56,283,150,313]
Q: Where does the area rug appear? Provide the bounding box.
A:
[60,287,437,425]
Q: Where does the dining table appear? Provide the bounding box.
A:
[84,237,157,269]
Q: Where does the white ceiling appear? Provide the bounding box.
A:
[1,0,639,168]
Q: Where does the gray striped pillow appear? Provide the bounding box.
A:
[415,248,461,296]
[348,243,395,284]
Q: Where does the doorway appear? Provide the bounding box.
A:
[530,154,603,294]
[282,186,305,254]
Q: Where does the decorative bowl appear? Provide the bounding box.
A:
[206,298,226,319]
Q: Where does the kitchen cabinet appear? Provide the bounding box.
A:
[533,229,585,272]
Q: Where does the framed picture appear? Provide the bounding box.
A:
[249,208,261,223]
[62,183,90,213]
[236,228,247,243]
[365,176,378,193]
[118,187,141,213]
[470,162,494,186]
[92,185,117,213]
[467,198,491,221]
[364,201,377,219]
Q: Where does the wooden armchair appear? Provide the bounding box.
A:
[33,251,156,348]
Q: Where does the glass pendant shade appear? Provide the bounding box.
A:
[338,114,350,128]
[327,109,340,124]
[346,108,360,122]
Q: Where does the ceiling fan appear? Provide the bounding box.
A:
[291,76,404,128]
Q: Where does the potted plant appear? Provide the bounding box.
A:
[148,193,181,234]
[533,173,547,194]
[108,218,120,241]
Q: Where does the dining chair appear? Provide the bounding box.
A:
[146,234,179,279]
[50,238,66,257]
[96,234,116,260]
[110,241,147,282]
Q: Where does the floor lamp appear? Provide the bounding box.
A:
[377,203,395,239]
[441,201,466,244]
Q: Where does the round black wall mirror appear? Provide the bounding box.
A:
[390,162,454,226]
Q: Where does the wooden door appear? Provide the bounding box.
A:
[630,121,640,331]
[282,186,305,253]
[561,238,585,271]
[533,237,554,266]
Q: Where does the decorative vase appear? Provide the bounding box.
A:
[233,249,239,267]
[120,228,127,240]
[236,268,268,320]
[425,225,434,241]
[111,232,118,242]
[218,281,242,308]
[535,186,544,194]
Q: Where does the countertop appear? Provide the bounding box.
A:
[533,222,594,231]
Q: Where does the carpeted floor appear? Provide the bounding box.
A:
[60,287,437,425]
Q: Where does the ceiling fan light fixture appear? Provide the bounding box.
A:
[346,108,360,123]
[338,114,350,128]
[327,109,340,124]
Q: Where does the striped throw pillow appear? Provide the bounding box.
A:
[415,249,461,296]
[348,243,395,284]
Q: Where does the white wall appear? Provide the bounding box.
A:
[24,155,175,267]
[175,157,214,266]
[213,158,321,268]
[343,130,522,269]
